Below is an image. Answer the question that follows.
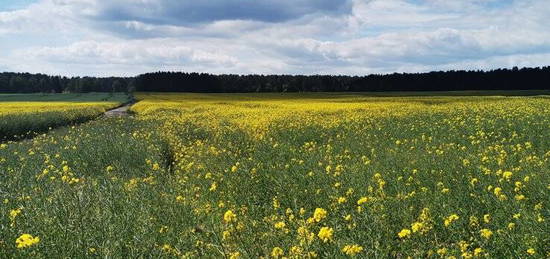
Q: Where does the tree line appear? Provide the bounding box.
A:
[1,66,549,93]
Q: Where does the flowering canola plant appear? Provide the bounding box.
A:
[0,92,549,257]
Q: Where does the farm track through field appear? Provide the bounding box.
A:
[1,101,134,143]
[104,102,134,117]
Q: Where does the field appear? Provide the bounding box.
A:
[1,92,549,258]
[0,93,128,140]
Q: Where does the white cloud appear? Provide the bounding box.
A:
[0,0,549,76]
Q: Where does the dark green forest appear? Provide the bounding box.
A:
[1,66,549,93]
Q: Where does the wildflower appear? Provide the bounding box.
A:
[209,182,217,191]
[441,188,450,194]
[444,214,459,227]
[273,198,280,209]
[437,248,447,255]
[152,163,160,171]
[527,248,535,255]
[290,246,303,255]
[342,244,363,256]
[224,210,237,223]
[15,234,40,249]
[502,171,513,180]
[398,228,411,238]
[483,214,491,223]
[222,230,231,240]
[271,247,284,257]
[507,223,515,230]
[357,197,368,205]
[411,222,424,233]
[106,165,114,172]
[229,251,241,259]
[9,208,22,221]
[317,227,333,242]
[274,221,286,229]
[231,165,238,173]
[313,208,327,222]
[474,248,483,256]
[515,194,525,201]
[62,165,70,173]
[493,187,502,196]
[480,229,493,239]
[337,197,347,204]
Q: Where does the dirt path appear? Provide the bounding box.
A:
[105,103,133,117]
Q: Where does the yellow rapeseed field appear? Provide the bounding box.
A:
[1,92,548,258]
[0,93,125,140]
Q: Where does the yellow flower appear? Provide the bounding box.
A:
[209,182,217,191]
[106,165,114,172]
[62,165,70,173]
[152,163,160,171]
[231,165,238,173]
[223,210,237,223]
[444,214,460,227]
[317,227,334,242]
[222,230,231,240]
[502,171,513,180]
[342,244,363,256]
[437,248,447,255]
[398,228,411,238]
[480,228,493,239]
[357,197,368,205]
[15,234,40,249]
[493,187,502,196]
[229,251,241,259]
[411,222,424,233]
[526,248,535,255]
[507,223,515,230]
[271,247,284,257]
[474,248,483,256]
[337,197,347,204]
[9,208,22,221]
[515,194,525,201]
[290,246,303,255]
[274,221,286,229]
[483,214,491,223]
[313,208,327,222]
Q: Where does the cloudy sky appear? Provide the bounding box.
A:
[1,0,549,76]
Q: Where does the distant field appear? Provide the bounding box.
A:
[0,92,548,258]
[0,93,127,140]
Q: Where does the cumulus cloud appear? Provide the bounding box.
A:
[0,0,549,76]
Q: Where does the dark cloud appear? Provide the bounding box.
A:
[94,0,352,26]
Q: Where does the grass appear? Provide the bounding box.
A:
[0,93,128,141]
[0,92,549,258]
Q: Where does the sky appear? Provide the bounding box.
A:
[0,0,549,77]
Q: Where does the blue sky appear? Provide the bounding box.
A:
[0,0,36,11]
[0,0,549,76]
